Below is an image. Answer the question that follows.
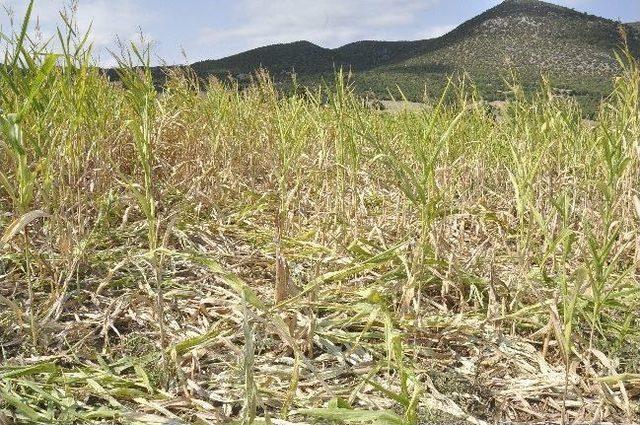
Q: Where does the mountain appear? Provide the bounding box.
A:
[351,0,640,109]
[181,1,640,113]
[191,40,336,77]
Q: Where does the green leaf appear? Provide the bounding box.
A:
[296,407,408,425]
[0,362,58,380]
[0,386,49,422]
[0,113,25,155]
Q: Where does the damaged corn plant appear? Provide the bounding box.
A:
[1,3,640,424]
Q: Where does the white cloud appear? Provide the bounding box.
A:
[73,0,155,47]
[197,0,446,56]
[0,0,156,65]
[417,24,456,40]
[0,0,459,65]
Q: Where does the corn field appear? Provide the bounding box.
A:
[1,3,639,424]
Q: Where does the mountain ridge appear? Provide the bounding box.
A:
[171,0,640,114]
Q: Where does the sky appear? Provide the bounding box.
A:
[0,0,638,66]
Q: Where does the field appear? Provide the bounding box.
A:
[189,0,640,120]
[1,7,640,425]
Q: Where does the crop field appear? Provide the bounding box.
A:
[1,6,640,425]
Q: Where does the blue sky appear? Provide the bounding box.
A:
[1,0,638,66]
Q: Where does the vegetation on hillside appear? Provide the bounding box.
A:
[189,0,640,116]
[1,2,640,424]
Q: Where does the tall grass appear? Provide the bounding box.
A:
[0,4,639,424]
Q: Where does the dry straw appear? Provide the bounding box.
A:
[0,2,639,424]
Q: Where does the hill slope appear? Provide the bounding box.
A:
[403,0,635,76]
[191,40,336,77]
[188,0,639,112]
[355,0,639,108]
